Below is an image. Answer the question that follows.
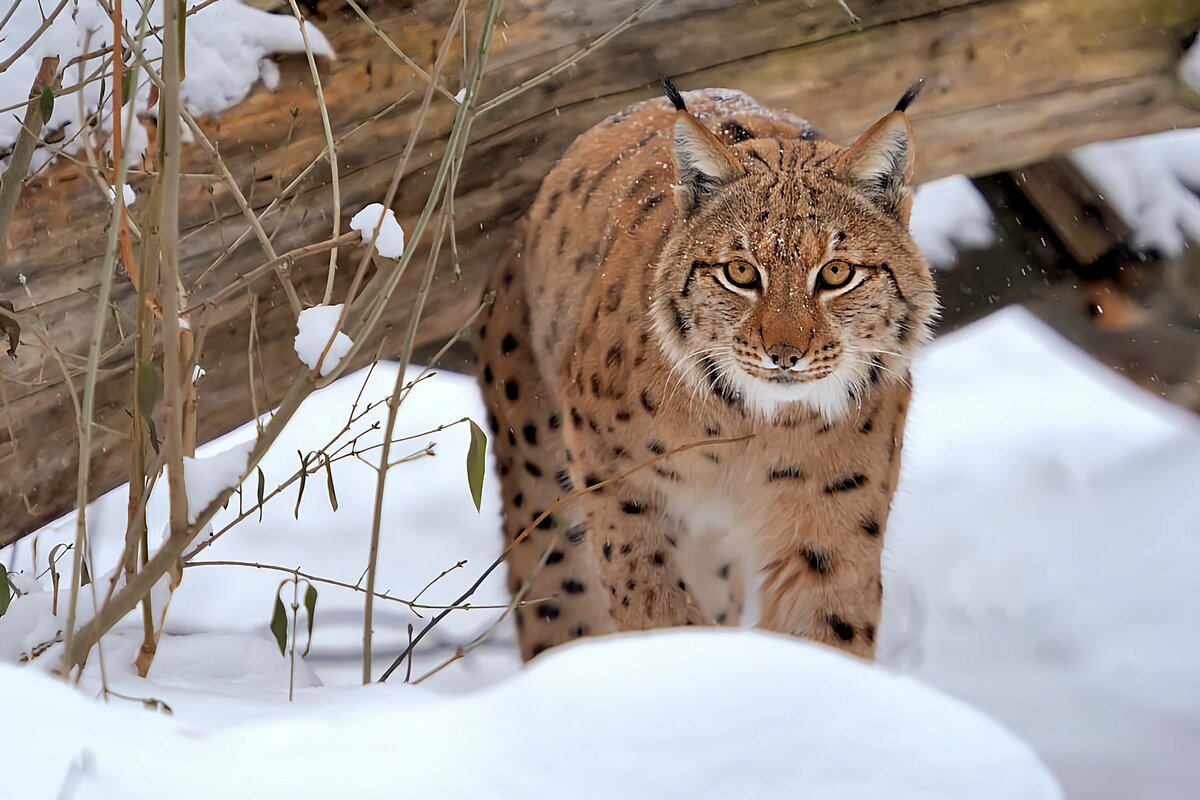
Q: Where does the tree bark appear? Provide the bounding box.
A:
[1,0,1198,545]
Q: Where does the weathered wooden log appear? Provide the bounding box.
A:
[1,0,1198,545]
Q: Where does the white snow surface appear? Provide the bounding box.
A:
[293,304,353,377]
[181,439,255,524]
[1071,128,1200,257]
[0,630,1059,800]
[1180,37,1200,92]
[908,174,995,267]
[3,309,1199,798]
[0,1,332,172]
[349,202,406,258]
[106,183,136,207]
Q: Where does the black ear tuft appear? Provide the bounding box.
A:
[893,78,925,113]
[662,76,687,112]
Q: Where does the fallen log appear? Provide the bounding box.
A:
[2,0,1198,545]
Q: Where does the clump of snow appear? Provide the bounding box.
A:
[0,631,1060,799]
[349,203,406,258]
[1180,36,1200,93]
[1071,128,1200,257]
[294,305,354,377]
[182,441,255,524]
[909,175,995,267]
[454,87,467,103]
[107,184,136,207]
[0,1,333,173]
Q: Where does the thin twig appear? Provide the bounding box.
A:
[0,0,70,73]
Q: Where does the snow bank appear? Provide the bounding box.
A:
[293,304,354,377]
[909,175,995,267]
[1071,128,1200,257]
[349,203,406,258]
[0,1,332,173]
[0,631,1060,800]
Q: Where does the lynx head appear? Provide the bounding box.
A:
[651,80,938,421]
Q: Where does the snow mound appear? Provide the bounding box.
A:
[909,175,995,267]
[0,631,1060,800]
[0,1,333,173]
[349,203,406,258]
[182,440,255,524]
[1071,128,1200,257]
[293,304,354,377]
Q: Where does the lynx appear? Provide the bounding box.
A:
[475,79,936,660]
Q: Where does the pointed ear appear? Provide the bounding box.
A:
[835,110,916,224]
[663,78,743,215]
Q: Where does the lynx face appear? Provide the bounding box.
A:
[651,104,936,421]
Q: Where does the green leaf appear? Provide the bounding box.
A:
[120,70,135,106]
[465,419,487,512]
[137,360,160,418]
[256,466,266,523]
[301,583,318,657]
[323,453,338,512]
[142,697,173,715]
[270,592,288,656]
[0,566,11,618]
[38,86,54,123]
[294,451,309,520]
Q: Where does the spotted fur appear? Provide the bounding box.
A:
[475,83,936,661]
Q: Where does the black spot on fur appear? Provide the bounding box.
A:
[537,604,561,620]
[862,519,880,537]
[640,389,658,416]
[562,579,586,594]
[864,623,876,645]
[647,440,666,454]
[827,614,855,642]
[718,563,731,579]
[546,550,565,565]
[504,380,519,401]
[566,524,587,545]
[501,333,519,354]
[513,492,524,508]
[615,411,631,422]
[652,551,665,566]
[824,474,867,493]
[768,465,804,481]
[584,474,603,491]
[548,413,561,431]
[602,542,613,561]
[799,546,834,575]
[525,461,543,478]
[572,625,588,638]
[571,408,584,429]
[522,424,538,445]
[555,469,574,493]
[606,345,623,368]
[622,501,645,515]
[482,365,494,384]
[534,512,555,530]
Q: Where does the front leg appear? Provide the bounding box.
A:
[576,475,707,631]
[755,402,908,658]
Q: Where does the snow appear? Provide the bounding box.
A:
[0,1,332,173]
[106,184,136,207]
[181,440,255,524]
[0,631,1059,800]
[454,87,467,103]
[3,306,1197,796]
[909,175,995,267]
[1071,128,1200,257]
[1180,36,1200,92]
[293,304,353,377]
[349,202,406,258]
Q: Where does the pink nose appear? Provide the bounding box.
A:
[767,343,804,369]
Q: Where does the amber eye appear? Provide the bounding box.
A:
[817,260,855,290]
[724,260,761,289]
